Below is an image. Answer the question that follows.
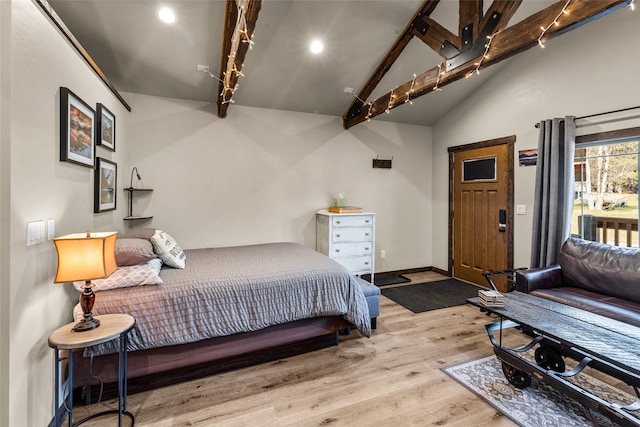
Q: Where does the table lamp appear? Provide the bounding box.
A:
[53,231,118,332]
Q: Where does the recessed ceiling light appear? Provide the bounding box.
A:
[310,39,324,54]
[157,7,176,24]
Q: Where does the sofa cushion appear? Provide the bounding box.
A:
[559,238,640,304]
[531,287,640,327]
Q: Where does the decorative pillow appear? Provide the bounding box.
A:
[73,258,163,292]
[150,230,186,269]
[119,227,156,241]
[115,238,157,266]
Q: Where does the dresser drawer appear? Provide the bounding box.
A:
[332,227,373,243]
[332,215,374,228]
[334,255,373,273]
[330,242,373,257]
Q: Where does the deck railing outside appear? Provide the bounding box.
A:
[578,215,639,248]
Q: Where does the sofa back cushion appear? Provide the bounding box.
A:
[559,237,640,304]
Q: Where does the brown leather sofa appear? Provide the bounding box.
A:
[515,237,640,327]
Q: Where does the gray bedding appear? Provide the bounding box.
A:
[79,242,371,355]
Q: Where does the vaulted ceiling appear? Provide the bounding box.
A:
[45,0,632,128]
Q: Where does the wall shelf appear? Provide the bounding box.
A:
[124,188,153,221]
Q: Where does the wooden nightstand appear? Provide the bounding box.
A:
[48,313,135,427]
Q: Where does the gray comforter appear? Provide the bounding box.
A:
[79,242,371,355]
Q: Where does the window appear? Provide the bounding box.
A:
[572,136,639,247]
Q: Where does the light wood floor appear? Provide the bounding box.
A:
[72,272,527,426]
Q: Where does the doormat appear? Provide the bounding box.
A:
[381,279,481,312]
[363,272,411,287]
[442,355,633,426]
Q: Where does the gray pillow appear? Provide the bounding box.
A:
[115,238,157,266]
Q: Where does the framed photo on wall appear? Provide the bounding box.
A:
[60,87,95,167]
[96,103,116,151]
[94,157,117,213]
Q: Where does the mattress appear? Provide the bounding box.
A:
[76,242,371,355]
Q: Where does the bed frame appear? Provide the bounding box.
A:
[73,315,351,403]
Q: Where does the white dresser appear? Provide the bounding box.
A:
[316,209,375,282]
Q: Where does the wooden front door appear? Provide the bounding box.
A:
[451,138,513,291]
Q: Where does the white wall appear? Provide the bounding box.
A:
[5,1,131,425]
[0,2,11,426]
[431,6,640,271]
[126,94,433,273]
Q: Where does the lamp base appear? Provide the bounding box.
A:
[72,317,101,332]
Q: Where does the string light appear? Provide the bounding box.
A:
[433,63,444,91]
[232,63,244,77]
[405,74,417,104]
[365,103,373,121]
[473,31,499,75]
[386,88,395,113]
[538,0,571,48]
[216,0,254,106]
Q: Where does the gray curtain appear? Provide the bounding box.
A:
[530,116,576,268]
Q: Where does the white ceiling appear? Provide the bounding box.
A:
[48,0,556,127]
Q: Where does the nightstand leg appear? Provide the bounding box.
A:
[118,334,124,426]
[53,349,60,427]
[67,351,73,427]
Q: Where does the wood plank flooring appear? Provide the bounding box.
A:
[71,273,527,426]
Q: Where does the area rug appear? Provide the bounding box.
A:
[443,355,635,426]
[381,279,481,313]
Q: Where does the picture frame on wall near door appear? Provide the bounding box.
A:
[96,103,116,151]
[60,87,95,168]
[94,157,117,213]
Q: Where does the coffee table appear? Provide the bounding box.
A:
[468,291,640,426]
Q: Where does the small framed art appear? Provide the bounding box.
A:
[94,157,117,213]
[60,87,95,167]
[96,103,116,151]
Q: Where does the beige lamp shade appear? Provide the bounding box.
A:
[53,231,118,283]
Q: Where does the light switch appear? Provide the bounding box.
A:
[516,205,527,215]
[27,220,46,246]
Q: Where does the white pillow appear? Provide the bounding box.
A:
[74,258,163,292]
[150,230,186,269]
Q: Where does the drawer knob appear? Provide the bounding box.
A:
[364,247,369,251]
[365,233,370,236]
[335,234,341,238]
[365,219,370,223]
[335,249,340,253]
[364,262,369,265]
[336,220,341,224]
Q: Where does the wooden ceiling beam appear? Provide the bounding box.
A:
[217,0,262,118]
[342,1,440,124]
[343,0,630,129]
[459,0,482,45]
[412,17,460,55]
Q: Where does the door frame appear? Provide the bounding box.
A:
[447,135,516,278]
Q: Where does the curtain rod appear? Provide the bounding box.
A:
[534,105,640,128]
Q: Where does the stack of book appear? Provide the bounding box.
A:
[478,289,504,308]
[328,206,363,213]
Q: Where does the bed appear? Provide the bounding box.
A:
[71,231,371,400]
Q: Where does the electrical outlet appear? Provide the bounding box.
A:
[516,205,527,215]
[380,250,386,259]
[196,64,210,72]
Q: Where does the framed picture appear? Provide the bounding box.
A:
[94,157,117,213]
[60,87,95,167]
[96,103,116,151]
[519,149,538,167]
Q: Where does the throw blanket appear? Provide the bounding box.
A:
[75,242,371,355]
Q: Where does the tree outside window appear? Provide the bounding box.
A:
[572,138,639,247]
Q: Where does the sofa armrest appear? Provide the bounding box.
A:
[515,265,564,293]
